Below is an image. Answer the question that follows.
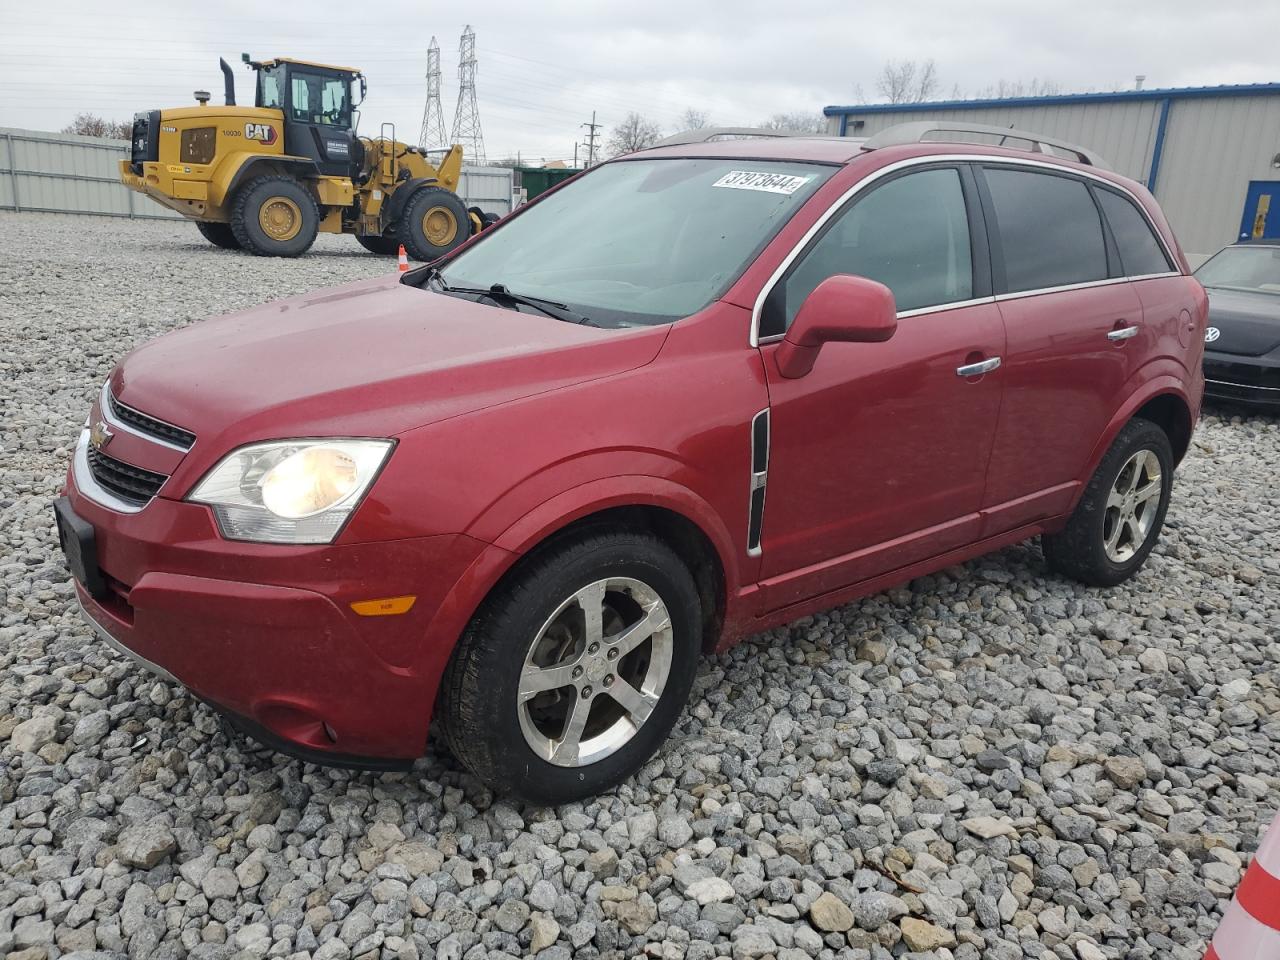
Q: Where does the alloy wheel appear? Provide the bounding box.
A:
[1103,449,1163,563]
[517,577,673,767]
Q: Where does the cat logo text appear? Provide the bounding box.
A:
[244,123,278,145]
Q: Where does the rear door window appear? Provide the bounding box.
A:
[984,167,1108,293]
[1096,188,1174,277]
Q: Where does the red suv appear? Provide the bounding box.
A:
[57,122,1206,803]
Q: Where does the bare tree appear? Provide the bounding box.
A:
[680,108,711,130]
[970,77,1062,100]
[759,112,827,133]
[62,112,132,140]
[876,59,940,104]
[607,112,663,156]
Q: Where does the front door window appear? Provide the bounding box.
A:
[289,71,351,127]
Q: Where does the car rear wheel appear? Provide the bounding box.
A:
[230,176,320,257]
[1042,418,1173,587]
[196,221,241,250]
[441,531,701,804]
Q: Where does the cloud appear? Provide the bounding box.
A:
[1,0,1272,162]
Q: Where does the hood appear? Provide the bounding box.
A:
[111,275,666,472]
[159,105,283,123]
[1203,287,1280,357]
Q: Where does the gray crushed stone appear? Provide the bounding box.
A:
[1,211,1277,959]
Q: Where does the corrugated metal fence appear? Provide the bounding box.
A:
[0,126,514,219]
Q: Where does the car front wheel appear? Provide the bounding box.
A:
[1042,418,1174,587]
[441,531,701,804]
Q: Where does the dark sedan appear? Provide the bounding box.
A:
[1195,240,1280,408]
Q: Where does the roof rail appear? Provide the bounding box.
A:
[862,120,1111,169]
[651,127,837,147]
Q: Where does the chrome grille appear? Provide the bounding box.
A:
[107,390,196,450]
[86,447,168,506]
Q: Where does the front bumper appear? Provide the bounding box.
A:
[62,470,490,764]
[1203,350,1280,408]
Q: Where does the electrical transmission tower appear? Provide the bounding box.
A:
[418,36,449,152]
[450,25,486,163]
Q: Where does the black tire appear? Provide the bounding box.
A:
[398,186,471,261]
[1042,418,1174,587]
[355,233,400,256]
[441,531,702,804]
[196,221,241,250]
[229,175,319,257]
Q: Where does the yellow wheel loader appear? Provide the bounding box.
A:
[119,55,491,260]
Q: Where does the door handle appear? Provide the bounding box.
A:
[956,356,1002,377]
[1107,325,1140,342]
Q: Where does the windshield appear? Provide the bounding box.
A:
[439,158,835,326]
[1195,245,1280,295]
[258,65,283,109]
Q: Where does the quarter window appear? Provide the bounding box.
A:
[764,167,973,335]
[1096,188,1173,277]
[985,168,1108,293]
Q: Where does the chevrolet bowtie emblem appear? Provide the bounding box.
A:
[89,420,114,450]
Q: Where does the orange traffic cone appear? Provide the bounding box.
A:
[1205,812,1280,959]
[397,244,409,273]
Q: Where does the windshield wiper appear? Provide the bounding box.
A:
[440,281,599,326]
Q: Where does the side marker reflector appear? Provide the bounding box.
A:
[350,595,416,616]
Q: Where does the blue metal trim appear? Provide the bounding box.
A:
[839,113,848,136]
[823,81,1280,117]
[1146,98,1173,193]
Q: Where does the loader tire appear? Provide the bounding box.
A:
[230,176,319,257]
[399,186,470,261]
[355,233,401,256]
[196,221,241,250]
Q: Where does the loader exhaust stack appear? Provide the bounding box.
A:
[219,58,236,106]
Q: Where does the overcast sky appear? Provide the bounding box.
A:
[1,0,1272,163]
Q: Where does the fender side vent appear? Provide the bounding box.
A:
[747,409,770,556]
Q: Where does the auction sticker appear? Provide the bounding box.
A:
[713,170,812,195]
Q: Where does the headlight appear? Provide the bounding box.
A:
[188,439,394,544]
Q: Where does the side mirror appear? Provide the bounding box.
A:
[774,274,897,379]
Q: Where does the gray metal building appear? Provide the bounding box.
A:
[824,84,1280,263]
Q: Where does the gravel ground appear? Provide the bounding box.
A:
[1,210,1278,960]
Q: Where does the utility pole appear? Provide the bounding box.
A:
[581,111,601,166]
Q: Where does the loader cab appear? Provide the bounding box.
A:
[251,57,365,178]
